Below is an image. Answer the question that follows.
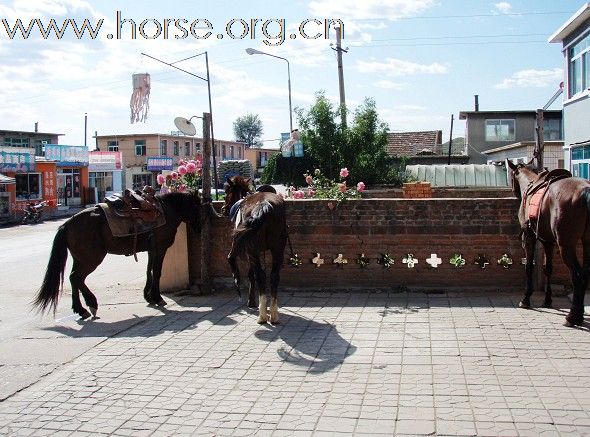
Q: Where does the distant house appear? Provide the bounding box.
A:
[386,130,468,164]
[458,110,563,164]
[244,146,280,178]
[549,3,590,178]
[483,140,564,170]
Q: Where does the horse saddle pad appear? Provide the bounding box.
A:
[98,203,166,237]
[527,187,546,221]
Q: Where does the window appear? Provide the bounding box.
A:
[184,141,191,156]
[572,144,590,160]
[485,119,515,142]
[195,142,201,154]
[132,173,152,190]
[4,137,30,147]
[568,32,590,98]
[135,140,146,156]
[222,144,227,159]
[15,173,41,200]
[107,140,119,152]
[160,139,168,156]
[173,141,179,156]
[230,146,235,159]
[543,119,562,140]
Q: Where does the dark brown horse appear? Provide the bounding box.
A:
[507,160,590,326]
[222,176,287,324]
[33,191,201,319]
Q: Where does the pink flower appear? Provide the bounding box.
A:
[170,171,179,180]
[178,165,188,175]
[308,189,316,197]
[339,167,349,178]
[156,174,166,185]
[186,162,197,173]
[293,190,305,199]
[357,182,366,192]
[179,160,186,166]
[305,175,313,185]
[178,184,187,192]
[338,182,347,193]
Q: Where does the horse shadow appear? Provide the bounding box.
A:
[254,311,356,374]
[42,295,243,339]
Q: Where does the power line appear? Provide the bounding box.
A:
[369,32,550,42]
[353,10,573,21]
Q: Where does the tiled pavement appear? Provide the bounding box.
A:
[1,290,590,436]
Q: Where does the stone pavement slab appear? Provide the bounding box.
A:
[0,290,589,436]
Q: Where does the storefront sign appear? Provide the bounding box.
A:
[89,151,122,171]
[147,156,173,171]
[0,148,35,172]
[45,145,89,166]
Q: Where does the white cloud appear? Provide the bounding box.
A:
[494,68,563,89]
[374,80,405,90]
[493,2,512,14]
[308,0,437,21]
[357,58,448,77]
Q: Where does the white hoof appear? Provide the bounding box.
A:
[89,307,98,317]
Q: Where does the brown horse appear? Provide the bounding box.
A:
[33,191,201,319]
[222,176,287,324]
[507,160,590,326]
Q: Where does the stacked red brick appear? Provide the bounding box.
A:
[403,182,433,198]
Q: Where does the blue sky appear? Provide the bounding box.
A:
[0,0,582,147]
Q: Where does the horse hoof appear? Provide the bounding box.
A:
[519,301,531,309]
[270,319,280,325]
[565,316,584,327]
[156,299,167,307]
[80,310,92,320]
[89,307,98,317]
[257,317,268,324]
[247,301,257,309]
[542,302,552,309]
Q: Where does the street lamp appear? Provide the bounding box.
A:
[245,48,293,133]
[141,51,219,197]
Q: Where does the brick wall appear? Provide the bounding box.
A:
[188,198,571,291]
[365,187,514,199]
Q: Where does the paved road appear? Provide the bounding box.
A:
[0,290,589,436]
[0,218,165,400]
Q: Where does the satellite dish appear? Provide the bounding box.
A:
[174,116,196,136]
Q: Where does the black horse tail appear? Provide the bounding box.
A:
[33,225,68,314]
[232,201,273,254]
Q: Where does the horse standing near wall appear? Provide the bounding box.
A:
[222,176,287,324]
[33,191,201,320]
[507,160,590,327]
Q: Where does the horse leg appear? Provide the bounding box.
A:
[269,247,284,325]
[143,250,155,305]
[69,260,92,320]
[542,243,554,308]
[250,253,268,324]
[227,244,241,301]
[71,254,104,318]
[519,231,536,309]
[247,265,257,308]
[150,251,167,307]
[561,247,587,327]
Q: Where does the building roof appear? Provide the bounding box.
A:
[459,109,562,120]
[0,129,63,136]
[549,3,590,43]
[483,140,564,154]
[386,130,442,156]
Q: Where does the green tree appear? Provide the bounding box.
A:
[233,113,263,148]
[295,91,345,180]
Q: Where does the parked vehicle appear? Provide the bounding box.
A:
[21,201,48,224]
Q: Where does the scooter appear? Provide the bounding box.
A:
[21,201,48,224]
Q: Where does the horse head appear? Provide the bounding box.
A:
[506,159,539,200]
[221,176,253,216]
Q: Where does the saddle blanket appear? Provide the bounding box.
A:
[98,203,166,237]
[527,187,546,221]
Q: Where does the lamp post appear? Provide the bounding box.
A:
[245,48,293,133]
[141,51,219,197]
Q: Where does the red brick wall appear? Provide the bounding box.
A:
[189,198,571,290]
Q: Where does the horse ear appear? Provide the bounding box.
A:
[506,159,518,171]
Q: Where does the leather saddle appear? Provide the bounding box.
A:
[105,186,162,223]
[524,169,572,222]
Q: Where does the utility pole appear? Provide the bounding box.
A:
[447,114,454,165]
[331,26,348,127]
[535,109,544,172]
[84,113,88,149]
[200,112,212,295]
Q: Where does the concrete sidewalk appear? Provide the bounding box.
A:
[1,290,589,436]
